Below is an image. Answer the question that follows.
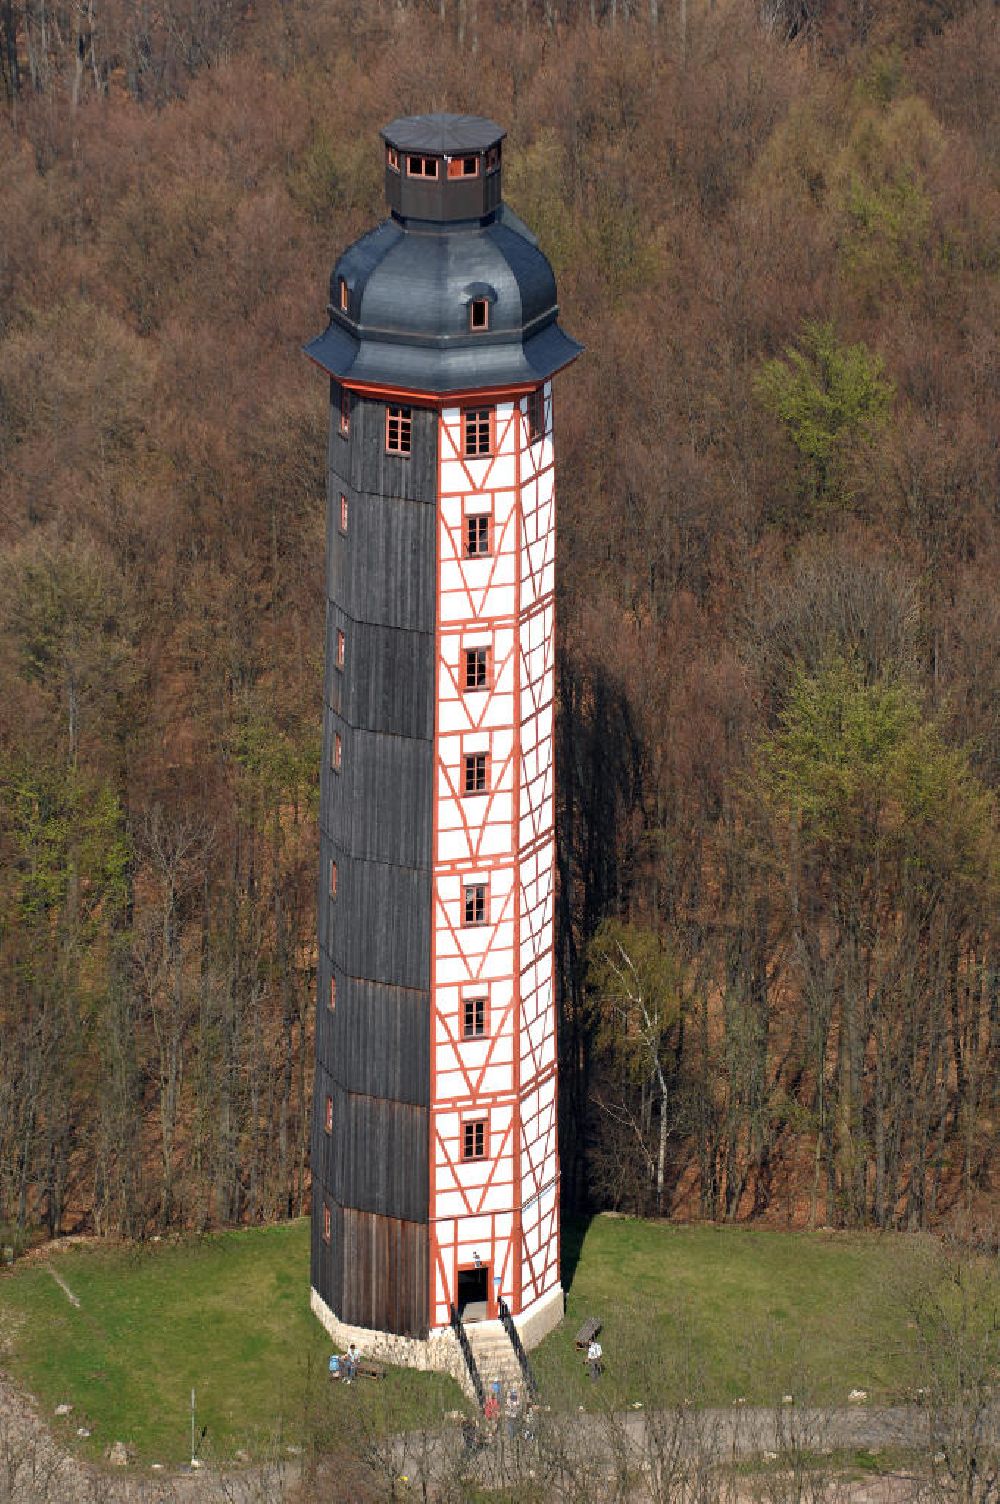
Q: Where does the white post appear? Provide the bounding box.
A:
[190,1388,196,1466]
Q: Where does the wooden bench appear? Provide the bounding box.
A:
[574,1317,602,1350]
[356,1359,386,1380]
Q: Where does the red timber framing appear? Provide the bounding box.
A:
[427,383,559,1331]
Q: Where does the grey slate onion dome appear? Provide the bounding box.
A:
[304,113,582,394]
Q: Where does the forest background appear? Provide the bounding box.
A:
[0,0,996,1248]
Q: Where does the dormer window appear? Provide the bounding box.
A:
[407,154,439,179]
[469,299,489,332]
[387,145,400,172]
[338,277,348,312]
[448,155,479,179]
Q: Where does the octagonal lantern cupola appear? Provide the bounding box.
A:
[307,113,580,1374]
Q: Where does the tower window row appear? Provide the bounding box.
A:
[385,145,500,177]
[333,395,541,460]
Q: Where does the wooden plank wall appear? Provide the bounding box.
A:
[312,388,437,1338]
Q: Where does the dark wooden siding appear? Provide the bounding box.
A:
[340,1208,429,1336]
[312,385,437,1338]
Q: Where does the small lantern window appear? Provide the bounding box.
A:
[407,154,439,178]
[338,277,349,312]
[485,145,500,174]
[387,145,400,172]
[469,299,489,332]
[448,155,480,179]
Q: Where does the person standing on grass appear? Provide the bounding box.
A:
[345,1341,360,1383]
[586,1336,603,1380]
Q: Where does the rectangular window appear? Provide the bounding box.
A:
[463,751,488,795]
[339,492,348,533]
[486,146,500,174]
[463,995,487,1039]
[464,646,489,691]
[322,1203,331,1242]
[339,277,349,312]
[332,731,342,772]
[462,407,493,457]
[407,154,438,178]
[324,1095,333,1134]
[328,976,337,1011]
[387,145,400,172]
[328,858,338,899]
[339,384,350,437]
[448,155,480,178]
[464,514,491,558]
[527,387,544,443]
[463,883,487,926]
[462,1119,487,1160]
[469,299,489,332]
[386,405,412,454]
[336,629,345,669]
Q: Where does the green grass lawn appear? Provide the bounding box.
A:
[532,1215,923,1411]
[0,1213,935,1467]
[0,1220,460,1465]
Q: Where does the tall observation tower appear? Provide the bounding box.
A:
[306,114,580,1371]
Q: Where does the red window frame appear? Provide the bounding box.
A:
[339,492,348,533]
[324,1095,333,1134]
[328,976,336,1011]
[322,1203,331,1242]
[461,1118,488,1160]
[462,994,488,1039]
[386,405,412,455]
[336,629,345,669]
[387,145,400,172]
[463,751,489,796]
[464,512,491,558]
[527,387,544,443]
[464,646,489,692]
[407,154,439,178]
[329,858,338,899]
[463,883,488,927]
[448,155,480,179]
[339,384,350,437]
[462,406,493,458]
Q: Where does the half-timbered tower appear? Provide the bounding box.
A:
[307,114,580,1359]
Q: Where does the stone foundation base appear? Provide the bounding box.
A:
[310,1282,565,1401]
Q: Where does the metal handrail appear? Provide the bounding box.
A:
[449,1303,486,1408]
[497,1298,539,1400]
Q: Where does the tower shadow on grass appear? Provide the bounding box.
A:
[559,1214,593,1298]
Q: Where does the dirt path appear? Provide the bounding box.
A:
[1,1365,933,1503]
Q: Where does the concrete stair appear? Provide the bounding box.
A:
[463,1319,523,1397]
